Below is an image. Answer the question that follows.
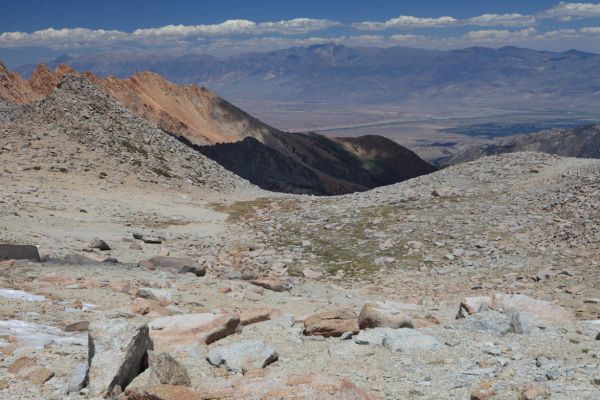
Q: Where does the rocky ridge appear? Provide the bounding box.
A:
[441,124,600,166]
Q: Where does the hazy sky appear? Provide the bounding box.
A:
[2,1,600,67]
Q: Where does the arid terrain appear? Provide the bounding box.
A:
[1,67,599,400]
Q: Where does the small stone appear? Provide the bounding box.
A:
[64,320,90,332]
[340,331,353,340]
[456,296,492,319]
[470,381,496,400]
[519,383,549,400]
[88,238,111,251]
[546,368,560,380]
[0,378,8,390]
[302,268,323,279]
[508,310,531,334]
[136,287,172,306]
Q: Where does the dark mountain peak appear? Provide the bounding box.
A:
[562,49,594,58]
[52,54,74,64]
[307,42,347,53]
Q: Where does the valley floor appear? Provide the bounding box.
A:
[0,151,599,399]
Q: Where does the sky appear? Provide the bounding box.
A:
[1,1,600,68]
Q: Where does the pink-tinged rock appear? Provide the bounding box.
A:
[492,293,574,325]
[194,373,378,399]
[130,298,175,317]
[249,278,289,292]
[240,307,280,326]
[126,385,200,400]
[149,313,240,351]
[359,302,414,329]
[304,308,359,337]
[456,296,492,319]
[111,281,132,294]
[0,259,15,268]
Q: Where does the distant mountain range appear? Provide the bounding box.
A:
[440,125,600,166]
[14,44,600,110]
[0,61,436,195]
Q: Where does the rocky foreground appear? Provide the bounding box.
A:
[0,146,599,399]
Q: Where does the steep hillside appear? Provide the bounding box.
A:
[84,71,278,145]
[196,132,437,195]
[442,124,600,166]
[8,74,255,193]
[336,135,438,186]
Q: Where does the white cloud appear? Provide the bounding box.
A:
[132,18,339,39]
[0,18,339,48]
[133,20,257,38]
[580,26,600,33]
[541,2,600,21]
[0,28,127,48]
[465,28,537,42]
[389,34,428,42]
[466,13,536,27]
[257,18,340,35]
[354,16,458,30]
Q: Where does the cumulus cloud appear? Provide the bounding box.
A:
[354,16,458,30]
[256,18,340,35]
[133,18,339,39]
[466,13,536,27]
[580,26,600,33]
[541,2,600,21]
[0,27,126,48]
[0,18,339,48]
[465,28,537,42]
[354,13,536,31]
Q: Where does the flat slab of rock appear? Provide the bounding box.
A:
[207,339,278,374]
[149,313,240,351]
[0,244,40,261]
[355,328,442,352]
[125,384,200,400]
[240,307,279,326]
[249,278,289,292]
[141,256,206,277]
[88,317,152,398]
[359,302,414,329]
[193,373,377,399]
[304,308,359,337]
[63,253,115,264]
[492,293,574,325]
